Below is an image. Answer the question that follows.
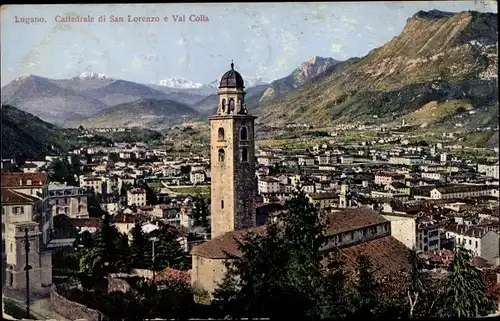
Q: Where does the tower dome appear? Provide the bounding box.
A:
[219,61,244,89]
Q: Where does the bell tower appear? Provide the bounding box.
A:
[209,61,257,238]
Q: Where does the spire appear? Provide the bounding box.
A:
[231,60,234,70]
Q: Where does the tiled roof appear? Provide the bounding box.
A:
[1,172,48,187]
[70,218,101,228]
[308,192,337,200]
[335,236,412,279]
[155,267,190,284]
[1,188,40,204]
[192,208,389,259]
[324,208,388,235]
[191,226,266,259]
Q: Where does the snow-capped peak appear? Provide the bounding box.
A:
[155,77,204,89]
[77,72,114,80]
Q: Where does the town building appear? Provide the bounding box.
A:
[127,188,147,207]
[1,172,53,292]
[48,182,89,219]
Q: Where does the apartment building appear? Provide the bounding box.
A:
[48,182,89,219]
[127,188,147,207]
[1,172,53,292]
[374,172,406,186]
[444,224,500,261]
[429,185,494,200]
[258,176,281,194]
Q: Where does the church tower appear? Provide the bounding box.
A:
[209,62,257,239]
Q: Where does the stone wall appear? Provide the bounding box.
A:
[50,285,106,321]
[191,255,227,302]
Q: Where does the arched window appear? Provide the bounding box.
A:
[218,149,225,162]
[221,200,224,209]
[221,99,226,114]
[240,127,248,140]
[10,243,13,252]
[241,147,248,162]
[229,98,235,113]
[239,99,244,112]
[218,127,225,141]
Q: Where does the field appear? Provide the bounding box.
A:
[167,185,211,195]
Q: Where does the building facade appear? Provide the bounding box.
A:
[48,182,89,219]
[1,172,53,292]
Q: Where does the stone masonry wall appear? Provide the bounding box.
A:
[50,285,106,321]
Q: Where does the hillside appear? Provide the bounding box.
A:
[258,10,498,130]
[0,75,108,124]
[71,99,200,129]
[191,57,338,116]
[1,104,76,159]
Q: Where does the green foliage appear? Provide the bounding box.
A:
[441,246,487,318]
[75,214,131,281]
[1,104,79,159]
[130,222,148,268]
[148,227,191,271]
[49,156,82,186]
[193,194,209,229]
[86,188,107,218]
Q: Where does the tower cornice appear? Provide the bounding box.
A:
[208,115,258,121]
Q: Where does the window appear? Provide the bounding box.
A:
[229,98,235,113]
[239,100,244,113]
[218,128,225,141]
[240,127,248,140]
[221,99,226,113]
[469,239,471,245]
[10,243,13,252]
[221,200,224,209]
[13,206,24,215]
[475,241,478,248]
[218,149,225,162]
[241,148,248,162]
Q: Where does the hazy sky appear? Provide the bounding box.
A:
[1,2,497,86]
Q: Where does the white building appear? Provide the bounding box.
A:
[48,182,89,219]
[444,225,500,261]
[127,188,147,207]
[258,176,281,194]
[429,185,495,200]
[381,213,441,252]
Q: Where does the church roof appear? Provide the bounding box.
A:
[219,62,244,89]
[191,208,389,260]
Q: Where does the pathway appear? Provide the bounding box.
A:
[3,288,70,321]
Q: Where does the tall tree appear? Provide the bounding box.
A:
[352,254,380,318]
[130,222,148,269]
[441,245,486,318]
[146,227,190,271]
[213,187,327,319]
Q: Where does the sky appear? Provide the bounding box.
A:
[1,1,497,86]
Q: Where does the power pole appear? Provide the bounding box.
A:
[151,237,158,283]
[24,227,32,318]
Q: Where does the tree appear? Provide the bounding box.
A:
[130,222,148,269]
[86,188,106,218]
[146,227,191,271]
[441,245,486,318]
[407,249,425,318]
[352,254,380,318]
[213,188,327,319]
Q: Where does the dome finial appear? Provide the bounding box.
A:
[231,60,234,70]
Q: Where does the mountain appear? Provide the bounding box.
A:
[193,58,338,115]
[260,56,341,102]
[258,10,498,130]
[71,98,200,129]
[0,75,108,124]
[82,79,172,106]
[1,104,75,159]
[155,77,204,89]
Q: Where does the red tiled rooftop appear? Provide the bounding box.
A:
[1,172,48,187]
[325,208,388,235]
[1,188,40,204]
